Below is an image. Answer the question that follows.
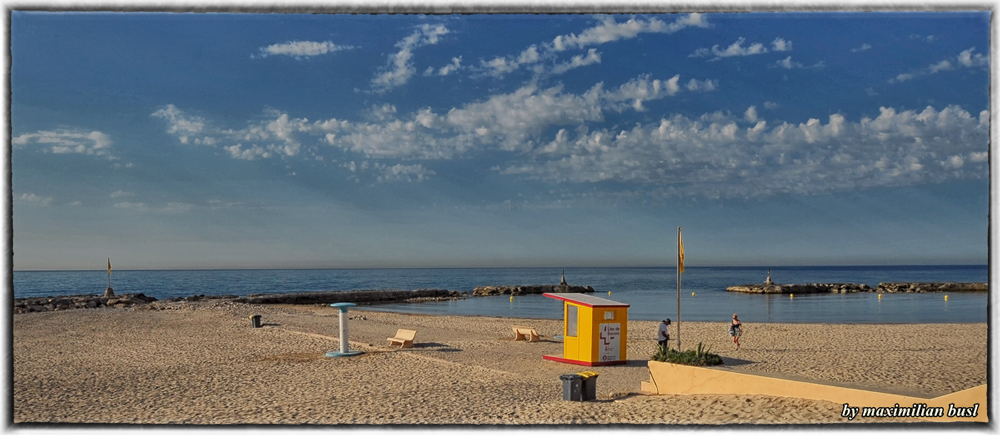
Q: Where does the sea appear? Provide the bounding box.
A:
[12,265,990,324]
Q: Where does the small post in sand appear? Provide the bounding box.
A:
[326,303,363,357]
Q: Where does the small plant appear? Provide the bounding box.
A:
[651,342,723,366]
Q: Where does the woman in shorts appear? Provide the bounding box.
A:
[729,314,742,350]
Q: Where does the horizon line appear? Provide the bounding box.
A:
[12,263,990,273]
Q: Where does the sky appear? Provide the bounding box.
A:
[9,10,992,270]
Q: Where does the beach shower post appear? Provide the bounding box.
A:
[326,303,363,357]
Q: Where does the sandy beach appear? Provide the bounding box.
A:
[12,299,988,425]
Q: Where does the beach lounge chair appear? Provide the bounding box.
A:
[387,329,417,348]
[512,326,540,342]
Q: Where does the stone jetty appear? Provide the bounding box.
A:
[14,293,158,314]
[235,289,465,305]
[727,282,987,294]
[473,284,594,296]
[726,283,872,294]
[875,282,987,293]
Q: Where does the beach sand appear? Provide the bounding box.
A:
[12,300,987,425]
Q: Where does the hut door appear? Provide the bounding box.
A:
[565,304,579,360]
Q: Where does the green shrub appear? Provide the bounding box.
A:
[651,342,723,366]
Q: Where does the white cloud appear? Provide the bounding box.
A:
[552,14,708,52]
[773,56,824,70]
[550,48,601,74]
[375,163,436,182]
[154,106,312,160]
[151,104,209,145]
[771,37,792,51]
[372,24,450,92]
[110,190,132,198]
[225,144,272,160]
[434,56,462,76]
[13,129,113,158]
[890,47,988,84]
[479,14,706,78]
[957,47,989,67]
[17,193,53,206]
[685,78,717,92]
[498,104,988,198]
[891,73,914,83]
[518,46,540,64]
[254,40,355,59]
[764,101,779,110]
[691,37,768,60]
[851,43,872,53]
[157,73,718,162]
[481,56,518,77]
[928,60,953,74]
[744,106,758,122]
[775,56,802,69]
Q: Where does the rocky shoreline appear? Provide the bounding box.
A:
[727,282,987,294]
[472,284,595,296]
[13,289,469,314]
[235,289,466,305]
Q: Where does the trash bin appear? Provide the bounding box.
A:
[559,374,584,401]
[250,315,262,328]
[578,371,599,401]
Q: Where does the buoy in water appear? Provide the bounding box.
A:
[790,294,794,298]
[944,295,949,301]
[691,292,695,296]
[510,296,514,302]
[878,294,882,300]
[608,291,612,296]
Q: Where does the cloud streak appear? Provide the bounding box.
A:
[372,24,450,92]
[501,105,988,198]
[13,129,113,158]
[480,14,707,78]
[889,47,989,84]
[690,36,791,60]
[253,40,355,59]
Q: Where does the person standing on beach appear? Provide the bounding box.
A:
[729,314,742,350]
[658,319,671,350]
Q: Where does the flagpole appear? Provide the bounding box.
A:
[676,226,681,351]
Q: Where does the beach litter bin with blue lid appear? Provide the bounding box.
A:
[559,373,584,401]
[578,371,599,401]
[249,315,262,328]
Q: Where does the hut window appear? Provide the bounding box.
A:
[567,304,578,337]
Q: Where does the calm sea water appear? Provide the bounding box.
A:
[12,266,989,324]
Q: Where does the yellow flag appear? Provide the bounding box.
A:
[108,258,112,275]
[678,231,685,274]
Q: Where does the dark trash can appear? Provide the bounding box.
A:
[250,315,262,328]
[578,371,599,401]
[559,374,584,401]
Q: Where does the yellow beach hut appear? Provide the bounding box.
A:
[542,293,630,366]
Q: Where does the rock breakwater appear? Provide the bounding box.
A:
[875,282,987,293]
[726,283,872,294]
[235,289,466,305]
[727,282,986,294]
[14,293,158,314]
[473,284,594,296]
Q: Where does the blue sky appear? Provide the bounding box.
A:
[10,11,991,270]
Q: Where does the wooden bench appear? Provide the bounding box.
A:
[387,329,417,348]
[512,326,540,342]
